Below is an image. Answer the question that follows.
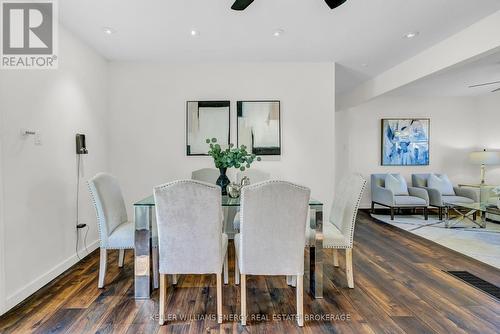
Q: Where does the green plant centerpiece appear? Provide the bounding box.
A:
[206,138,261,195]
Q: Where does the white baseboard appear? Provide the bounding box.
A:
[1,239,99,315]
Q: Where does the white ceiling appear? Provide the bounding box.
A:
[389,51,500,97]
[59,0,500,93]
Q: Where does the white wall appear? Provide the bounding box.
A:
[0,26,109,314]
[108,62,336,217]
[336,96,482,208]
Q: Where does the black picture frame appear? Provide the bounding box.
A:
[186,101,231,156]
[237,100,281,156]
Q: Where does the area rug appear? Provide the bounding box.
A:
[370,214,500,269]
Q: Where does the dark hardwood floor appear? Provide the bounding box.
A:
[1,212,499,333]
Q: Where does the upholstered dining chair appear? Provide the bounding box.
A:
[307,174,366,289]
[234,181,310,327]
[154,180,229,325]
[88,173,136,288]
[233,169,271,231]
[192,168,235,237]
[191,168,220,184]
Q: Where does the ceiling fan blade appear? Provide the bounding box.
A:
[469,80,500,88]
[325,0,348,9]
[231,0,254,11]
[492,88,500,93]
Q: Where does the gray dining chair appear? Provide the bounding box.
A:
[307,174,366,288]
[234,181,310,327]
[88,173,136,288]
[233,169,271,231]
[154,180,229,325]
[191,168,220,184]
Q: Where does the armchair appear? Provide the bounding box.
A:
[412,174,478,220]
[371,174,429,220]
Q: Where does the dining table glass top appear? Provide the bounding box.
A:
[134,194,323,207]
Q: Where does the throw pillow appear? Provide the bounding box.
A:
[428,174,455,196]
[385,174,409,196]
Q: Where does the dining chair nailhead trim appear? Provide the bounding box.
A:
[324,174,367,249]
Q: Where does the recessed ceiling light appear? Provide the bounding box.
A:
[103,27,117,35]
[404,31,419,39]
[273,29,285,37]
[103,27,116,35]
[190,29,200,37]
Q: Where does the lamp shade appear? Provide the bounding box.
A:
[469,150,500,165]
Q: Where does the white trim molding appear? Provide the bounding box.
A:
[2,240,99,315]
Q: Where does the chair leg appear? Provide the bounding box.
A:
[296,274,304,327]
[118,249,125,268]
[439,207,443,221]
[390,207,395,220]
[223,251,229,285]
[159,274,167,325]
[424,207,429,221]
[217,273,223,324]
[235,254,240,285]
[346,249,354,289]
[152,247,159,289]
[371,201,375,213]
[286,276,297,287]
[333,249,339,267]
[98,248,107,288]
[241,274,247,326]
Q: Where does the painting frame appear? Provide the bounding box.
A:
[381,118,430,166]
[236,100,281,156]
[186,100,231,156]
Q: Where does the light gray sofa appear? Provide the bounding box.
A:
[371,174,429,220]
[412,174,478,220]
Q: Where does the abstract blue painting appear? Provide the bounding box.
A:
[381,119,429,166]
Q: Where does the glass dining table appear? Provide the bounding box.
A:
[133,195,324,299]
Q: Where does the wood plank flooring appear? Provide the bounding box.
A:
[1,212,499,333]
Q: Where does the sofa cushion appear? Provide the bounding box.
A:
[394,196,427,206]
[428,174,455,196]
[385,174,409,196]
[442,195,474,205]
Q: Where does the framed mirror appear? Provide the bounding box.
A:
[186,101,230,156]
[237,101,281,155]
